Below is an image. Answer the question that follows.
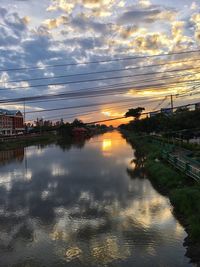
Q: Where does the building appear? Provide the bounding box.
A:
[72,127,89,137]
[0,109,24,135]
[195,103,200,110]
[149,111,159,118]
[160,108,173,116]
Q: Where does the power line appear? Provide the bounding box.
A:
[24,88,200,123]
[1,49,200,73]
[37,98,163,121]
[1,77,200,116]
[2,76,200,107]
[176,84,200,98]
[0,70,198,108]
[25,96,164,115]
[152,96,168,111]
[26,96,200,123]
[0,70,199,123]
[24,86,200,115]
[86,116,126,125]
[85,102,199,125]
[2,81,200,127]
[2,58,200,85]
[1,65,200,92]
[0,71,197,105]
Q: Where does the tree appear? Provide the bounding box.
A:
[71,119,84,127]
[125,107,145,120]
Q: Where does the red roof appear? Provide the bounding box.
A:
[72,127,88,132]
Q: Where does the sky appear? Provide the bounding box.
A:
[0,0,200,125]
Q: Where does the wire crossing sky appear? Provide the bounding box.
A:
[0,0,200,125]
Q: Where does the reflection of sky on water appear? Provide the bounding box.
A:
[0,132,194,267]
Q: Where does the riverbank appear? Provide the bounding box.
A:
[0,133,59,150]
[0,129,112,151]
[122,131,200,265]
[151,135,200,164]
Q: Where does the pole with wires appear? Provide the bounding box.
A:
[170,95,174,111]
[23,100,26,133]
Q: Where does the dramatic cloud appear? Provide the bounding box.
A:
[118,5,176,24]
[0,0,200,124]
[43,15,68,30]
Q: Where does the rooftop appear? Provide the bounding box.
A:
[0,109,22,116]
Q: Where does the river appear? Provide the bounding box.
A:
[0,131,195,267]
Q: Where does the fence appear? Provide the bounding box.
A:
[162,151,200,182]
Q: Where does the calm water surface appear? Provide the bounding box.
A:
[0,131,195,267]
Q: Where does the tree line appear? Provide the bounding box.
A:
[120,107,200,140]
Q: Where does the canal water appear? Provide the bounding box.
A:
[0,131,195,267]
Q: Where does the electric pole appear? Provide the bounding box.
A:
[24,100,26,133]
[170,95,174,112]
[24,100,26,123]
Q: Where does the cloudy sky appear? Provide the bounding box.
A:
[0,0,200,125]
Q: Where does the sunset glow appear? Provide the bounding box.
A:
[0,0,200,125]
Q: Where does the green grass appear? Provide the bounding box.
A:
[123,131,200,242]
[152,135,200,152]
[171,187,200,241]
[145,159,186,190]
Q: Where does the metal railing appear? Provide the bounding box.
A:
[162,151,200,182]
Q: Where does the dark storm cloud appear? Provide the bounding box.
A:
[0,28,19,46]
[22,36,55,62]
[119,8,160,24]
[0,7,7,18]
[70,15,108,34]
[118,5,176,24]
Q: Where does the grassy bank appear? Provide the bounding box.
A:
[125,133,190,190]
[0,133,58,150]
[151,135,200,162]
[123,131,200,261]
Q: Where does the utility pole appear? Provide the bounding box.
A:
[24,100,26,133]
[170,95,174,112]
[23,100,26,123]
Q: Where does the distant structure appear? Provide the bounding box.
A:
[149,111,160,118]
[160,108,173,115]
[0,109,24,135]
[195,103,200,110]
[149,108,173,118]
[72,127,88,137]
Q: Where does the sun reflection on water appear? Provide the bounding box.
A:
[102,139,112,151]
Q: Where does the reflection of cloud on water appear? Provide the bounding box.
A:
[79,191,93,201]
[0,132,188,266]
[65,246,82,262]
[0,169,32,191]
[46,184,185,265]
[26,147,45,158]
[89,236,131,265]
[119,196,172,228]
[51,163,69,177]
